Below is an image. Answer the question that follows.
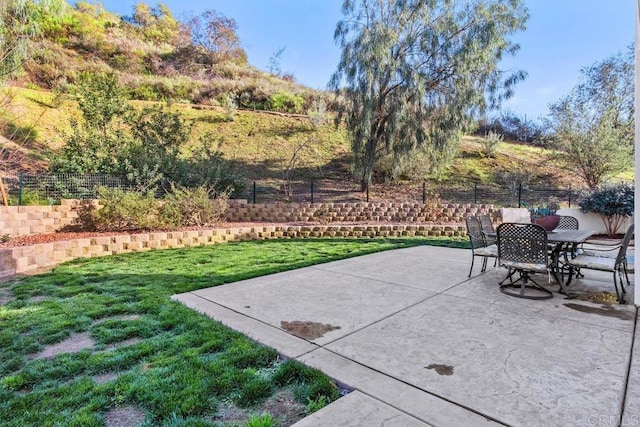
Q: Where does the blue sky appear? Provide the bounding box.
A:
[102,0,634,121]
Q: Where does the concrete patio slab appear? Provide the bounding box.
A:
[291,390,429,427]
[184,266,437,345]
[298,348,501,426]
[447,268,636,333]
[315,245,472,293]
[173,244,638,426]
[324,292,632,426]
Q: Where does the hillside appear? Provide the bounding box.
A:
[2,86,594,203]
[0,2,633,204]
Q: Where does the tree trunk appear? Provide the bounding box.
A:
[0,177,8,206]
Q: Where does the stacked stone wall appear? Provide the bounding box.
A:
[225,200,497,224]
[0,224,468,277]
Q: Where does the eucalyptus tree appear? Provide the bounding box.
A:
[546,49,634,190]
[0,0,67,81]
[330,0,528,188]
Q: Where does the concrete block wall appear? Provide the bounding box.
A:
[0,200,81,237]
[0,224,467,277]
[0,200,498,237]
[225,200,498,224]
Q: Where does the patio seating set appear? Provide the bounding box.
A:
[465,215,634,303]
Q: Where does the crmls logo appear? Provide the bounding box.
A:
[587,415,640,426]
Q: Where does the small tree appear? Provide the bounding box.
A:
[185,9,246,65]
[546,49,634,189]
[578,183,634,237]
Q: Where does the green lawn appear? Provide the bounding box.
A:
[0,237,468,426]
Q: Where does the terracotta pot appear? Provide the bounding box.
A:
[531,214,560,232]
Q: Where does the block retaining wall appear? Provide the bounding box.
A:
[0,224,467,278]
[0,200,498,237]
[224,200,497,224]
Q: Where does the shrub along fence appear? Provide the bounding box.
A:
[3,173,579,208]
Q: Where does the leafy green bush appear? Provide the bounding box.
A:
[578,183,634,236]
[268,91,305,113]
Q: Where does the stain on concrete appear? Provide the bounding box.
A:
[564,303,634,321]
[425,364,454,376]
[280,320,341,339]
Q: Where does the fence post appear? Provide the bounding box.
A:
[422,181,426,204]
[18,172,23,206]
[517,183,522,208]
[473,183,477,204]
[252,181,256,204]
[310,180,314,204]
[366,182,369,203]
[568,184,572,208]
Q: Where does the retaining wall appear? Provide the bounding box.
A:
[224,200,497,224]
[0,200,498,237]
[0,200,80,237]
[0,224,466,278]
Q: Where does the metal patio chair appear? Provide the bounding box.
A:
[478,214,497,245]
[465,216,497,277]
[555,215,581,278]
[497,222,553,300]
[565,223,634,304]
[557,216,579,230]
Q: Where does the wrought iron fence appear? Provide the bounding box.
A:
[2,173,580,208]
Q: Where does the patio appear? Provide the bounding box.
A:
[174,244,639,426]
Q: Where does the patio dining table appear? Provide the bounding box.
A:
[545,228,595,295]
[486,228,595,296]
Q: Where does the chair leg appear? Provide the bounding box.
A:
[618,268,627,295]
[500,271,553,300]
[623,260,631,285]
[468,255,475,277]
[613,272,626,304]
[481,257,488,272]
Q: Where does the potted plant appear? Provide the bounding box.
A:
[529,202,560,231]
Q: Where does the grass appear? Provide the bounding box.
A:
[0,237,468,426]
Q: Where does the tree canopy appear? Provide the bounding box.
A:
[0,0,67,81]
[330,0,528,188]
[546,49,634,190]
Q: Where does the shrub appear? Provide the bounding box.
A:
[90,187,159,231]
[481,130,502,158]
[268,91,304,113]
[159,184,228,227]
[578,183,634,236]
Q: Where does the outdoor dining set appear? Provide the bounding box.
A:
[466,215,634,303]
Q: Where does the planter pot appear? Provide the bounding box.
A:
[531,214,560,232]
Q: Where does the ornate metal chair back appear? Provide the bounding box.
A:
[497,222,549,266]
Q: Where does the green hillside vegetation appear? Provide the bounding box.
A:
[4,86,576,190]
[1,1,632,201]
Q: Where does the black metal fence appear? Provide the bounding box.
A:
[2,174,132,205]
[3,173,580,208]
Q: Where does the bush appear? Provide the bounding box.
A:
[268,91,304,113]
[159,184,228,227]
[578,183,634,236]
[480,130,502,158]
[90,187,159,231]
